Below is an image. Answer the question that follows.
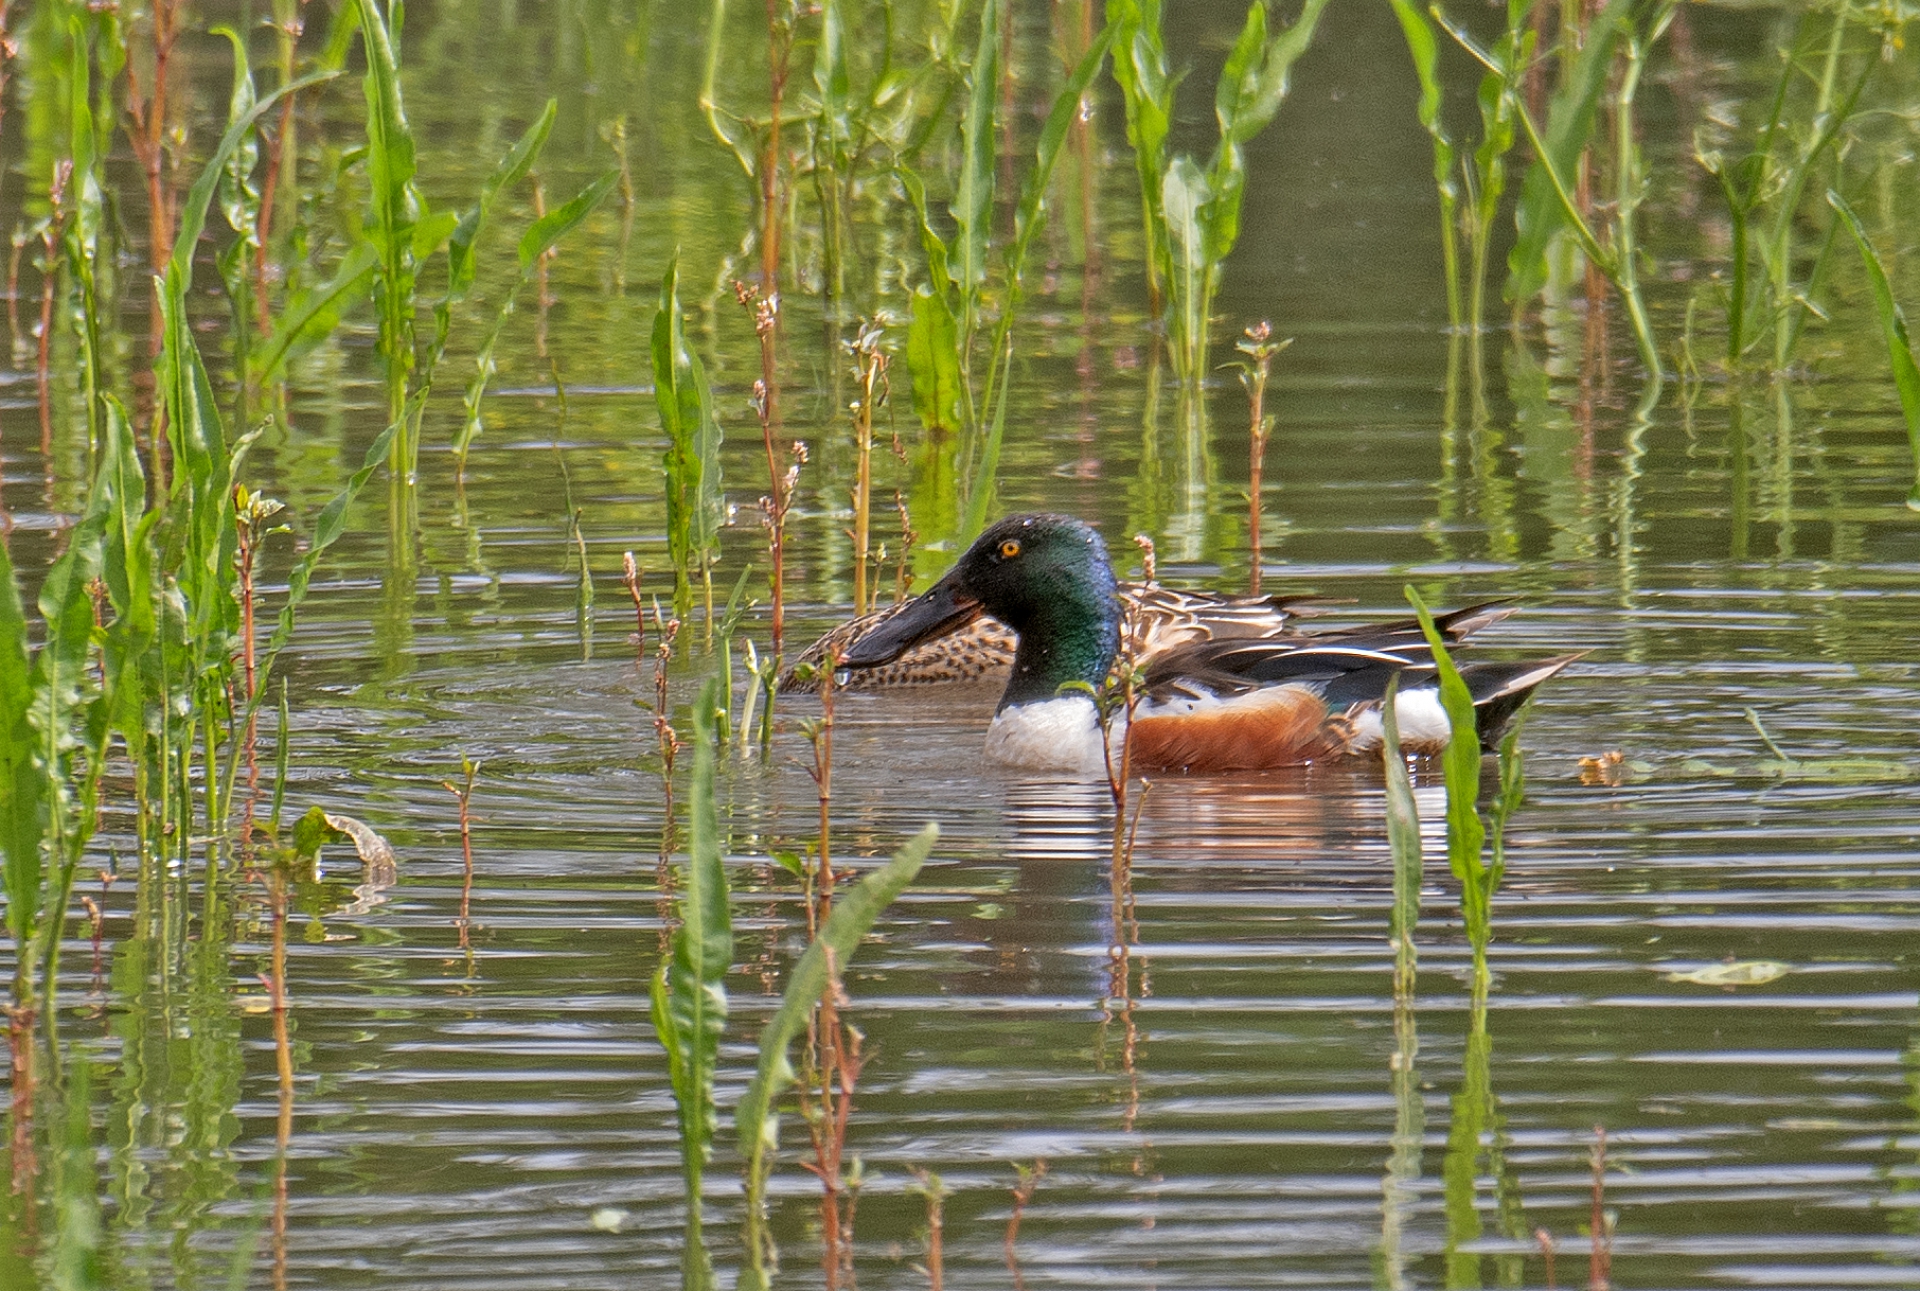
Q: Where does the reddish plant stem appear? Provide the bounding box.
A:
[443,763,478,953]
[761,0,790,305]
[7,1003,35,1198]
[80,896,104,995]
[125,0,182,488]
[652,607,682,875]
[1005,1160,1046,1286]
[1589,1125,1611,1291]
[892,490,917,602]
[912,1168,949,1291]
[737,284,789,656]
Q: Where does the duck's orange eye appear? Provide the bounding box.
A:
[998,539,1022,559]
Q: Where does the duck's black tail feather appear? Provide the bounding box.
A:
[1463,653,1587,748]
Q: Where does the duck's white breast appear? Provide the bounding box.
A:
[984,696,1110,775]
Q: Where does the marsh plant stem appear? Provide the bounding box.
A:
[1235,322,1289,593]
[848,321,889,616]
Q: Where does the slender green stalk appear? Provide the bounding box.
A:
[648,679,734,1233]
[960,26,1115,540]
[1388,0,1460,330]
[652,254,727,627]
[1157,0,1329,383]
[1829,191,1920,509]
[739,824,937,1237]
[1404,585,1490,991]
[1380,674,1422,1002]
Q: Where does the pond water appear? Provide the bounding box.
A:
[4,0,1920,1286]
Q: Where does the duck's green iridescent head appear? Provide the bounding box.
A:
[843,514,1121,708]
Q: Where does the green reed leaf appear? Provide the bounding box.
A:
[898,164,954,297]
[738,823,938,1202]
[963,22,1116,540]
[1161,156,1210,380]
[653,254,725,621]
[168,69,337,296]
[252,242,379,384]
[1829,190,1920,510]
[450,97,557,299]
[1106,0,1174,301]
[1504,0,1631,303]
[1388,0,1459,323]
[908,286,964,434]
[354,0,424,432]
[0,538,43,949]
[519,171,618,270]
[1405,584,1489,979]
[1215,0,1328,150]
[1380,673,1422,999]
[1205,0,1328,267]
[650,678,733,1214]
[951,0,999,340]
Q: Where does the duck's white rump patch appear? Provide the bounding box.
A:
[1344,687,1455,753]
[984,696,1110,774]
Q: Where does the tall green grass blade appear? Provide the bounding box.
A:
[168,70,338,294]
[450,98,557,299]
[907,286,963,434]
[951,0,999,348]
[1387,0,1460,327]
[96,398,156,760]
[899,164,966,437]
[738,822,938,1202]
[648,678,733,1223]
[518,171,617,270]
[1404,584,1490,984]
[1381,674,1422,999]
[353,0,423,435]
[1106,0,1173,304]
[252,242,378,384]
[451,171,614,475]
[1214,0,1327,152]
[1161,156,1210,383]
[963,25,1115,540]
[653,254,725,623]
[1504,0,1631,303]
[0,539,44,953]
[1829,190,1920,510]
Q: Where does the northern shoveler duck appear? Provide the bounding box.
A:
[780,583,1326,692]
[839,513,1580,775]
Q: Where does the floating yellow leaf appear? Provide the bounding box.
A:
[1662,960,1791,987]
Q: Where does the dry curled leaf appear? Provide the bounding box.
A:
[1579,750,1627,786]
[322,812,398,914]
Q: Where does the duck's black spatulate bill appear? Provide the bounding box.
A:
[841,576,984,668]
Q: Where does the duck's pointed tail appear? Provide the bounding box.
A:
[1462,652,1587,748]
